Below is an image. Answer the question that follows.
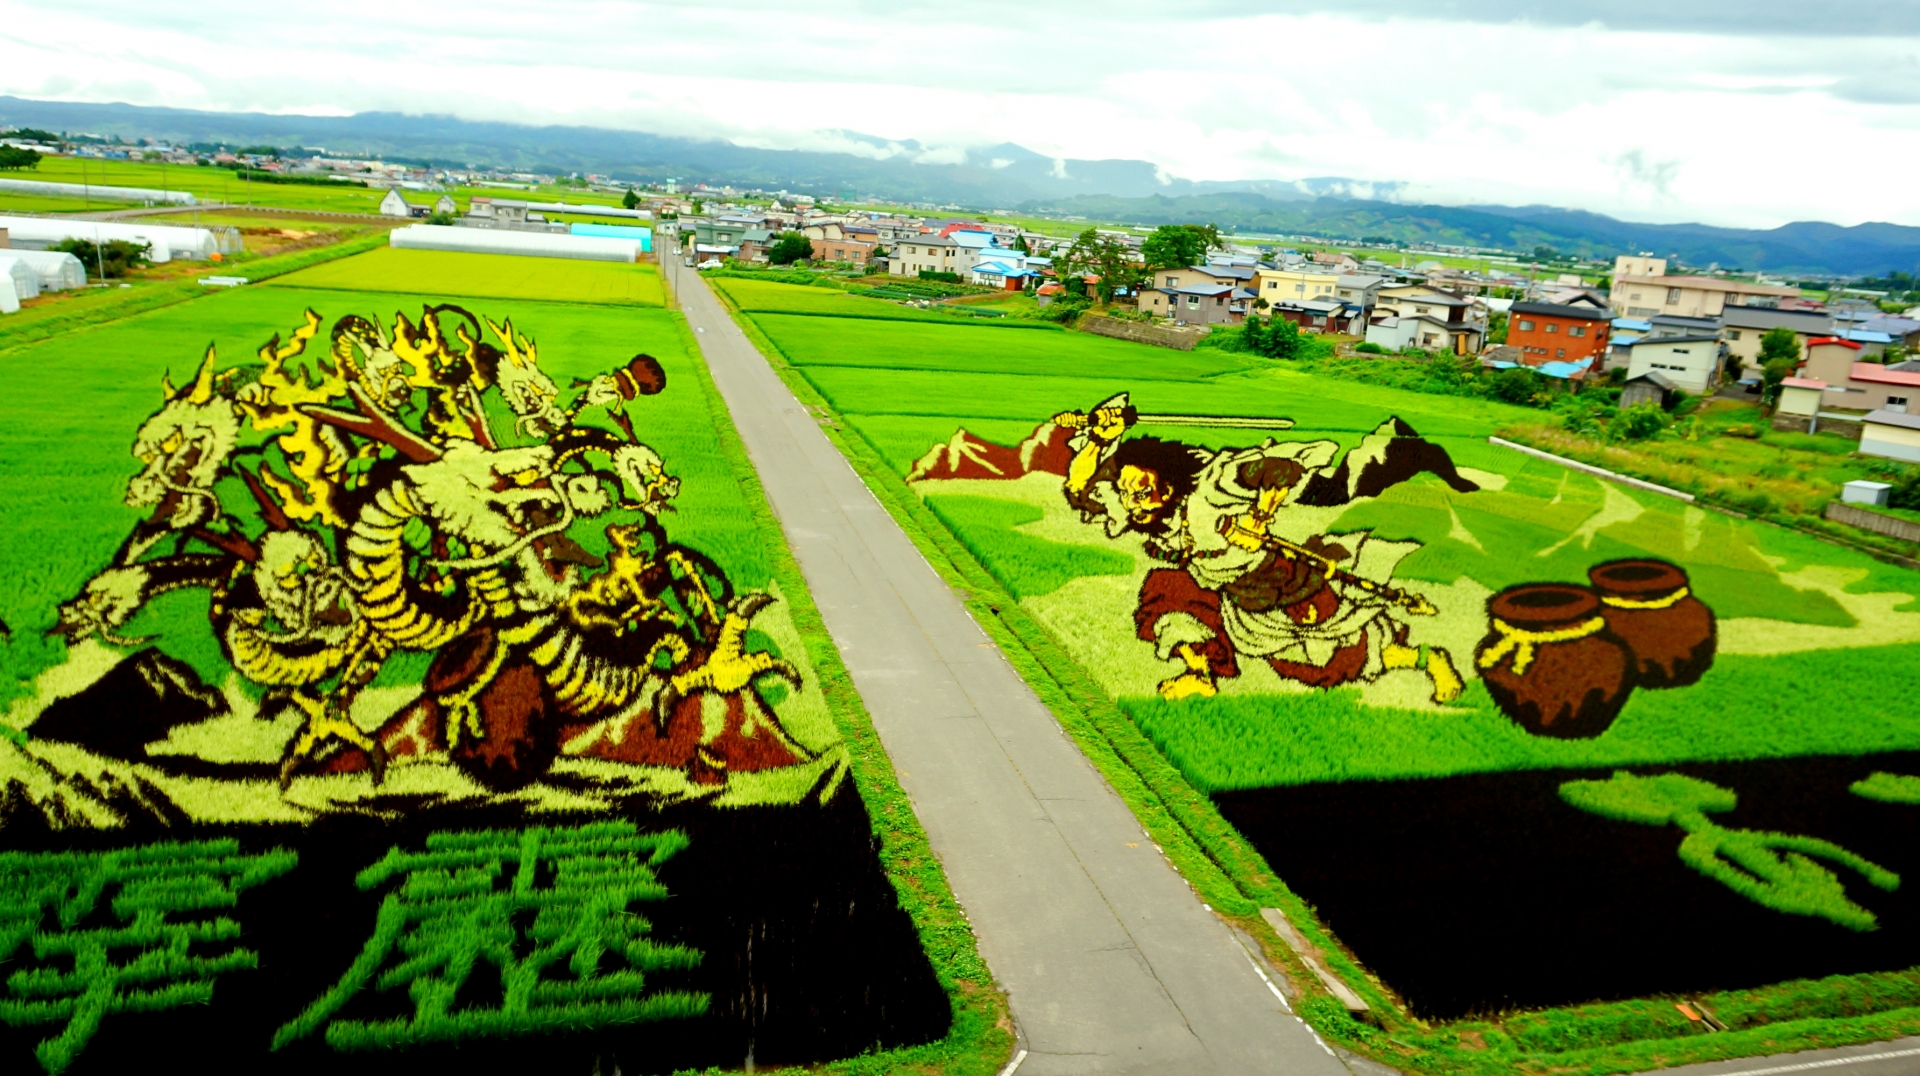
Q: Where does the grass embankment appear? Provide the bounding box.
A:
[0,257,1012,1076]
[269,247,665,306]
[702,277,1920,1076]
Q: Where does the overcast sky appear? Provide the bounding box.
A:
[3,1,1917,229]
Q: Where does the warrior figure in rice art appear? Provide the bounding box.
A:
[1053,393,1478,702]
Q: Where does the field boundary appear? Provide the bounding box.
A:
[712,290,1920,1076]
[1488,436,1697,501]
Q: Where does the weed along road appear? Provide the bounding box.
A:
[666,255,1352,1076]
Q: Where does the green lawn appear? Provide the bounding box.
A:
[15,156,392,213]
[267,247,665,306]
[711,276,965,323]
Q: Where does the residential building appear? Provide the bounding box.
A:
[949,230,1004,272]
[1624,334,1724,394]
[382,190,456,218]
[1366,314,1461,353]
[1614,255,1668,279]
[970,259,1036,290]
[1610,271,1799,319]
[1310,250,1360,273]
[1255,264,1341,304]
[1800,337,1920,412]
[1507,301,1612,366]
[1268,299,1363,335]
[1620,371,1679,410]
[1720,307,1844,377]
[1153,265,1250,292]
[736,229,775,263]
[1139,283,1242,326]
[811,237,875,265]
[1860,410,1920,462]
[1647,314,1720,339]
[1373,284,1487,353]
[891,234,962,277]
[1332,273,1386,310]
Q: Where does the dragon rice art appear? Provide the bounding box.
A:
[51,305,807,794]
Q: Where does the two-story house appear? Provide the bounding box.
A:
[1508,301,1613,366]
[891,233,962,277]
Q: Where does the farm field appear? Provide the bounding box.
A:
[724,286,1920,1074]
[10,155,393,212]
[268,246,665,306]
[710,275,972,323]
[0,263,1002,1073]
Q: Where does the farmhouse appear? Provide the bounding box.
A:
[1140,283,1241,326]
[1608,255,1799,319]
[1720,306,1835,377]
[380,189,457,218]
[1623,334,1722,394]
[891,234,961,277]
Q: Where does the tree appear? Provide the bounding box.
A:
[1757,326,1802,408]
[1012,233,1030,254]
[0,146,41,170]
[51,238,152,278]
[1140,224,1223,269]
[621,188,640,210]
[767,231,813,265]
[1,127,59,143]
[1487,310,1510,345]
[1486,366,1544,406]
[1059,228,1144,304]
[1240,314,1303,360]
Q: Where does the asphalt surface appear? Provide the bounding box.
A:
[1627,1037,1920,1076]
[666,256,1353,1075]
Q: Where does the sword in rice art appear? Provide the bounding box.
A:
[1056,405,1297,431]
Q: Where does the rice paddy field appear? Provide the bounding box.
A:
[0,256,1002,1075]
[268,246,665,305]
[719,276,1920,1075]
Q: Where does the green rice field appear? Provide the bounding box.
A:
[267,246,665,306]
[726,277,1920,1073]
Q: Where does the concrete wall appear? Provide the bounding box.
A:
[1082,315,1206,351]
[1825,502,1920,543]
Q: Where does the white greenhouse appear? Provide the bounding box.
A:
[389,224,641,263]
[0,250,88,291]
[0,216,237,262]
[0,275,18,315]
[0,179,196,205]
[0,256,42,301]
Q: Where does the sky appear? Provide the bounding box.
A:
[2,0,1917,229]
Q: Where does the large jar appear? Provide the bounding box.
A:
[1476,583,1634,739]
[1588,559,1716,689]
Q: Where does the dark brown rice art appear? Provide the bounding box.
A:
[1588,559,1717,688]
[1475,583,1634,739]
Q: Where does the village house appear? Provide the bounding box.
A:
[1507,301,1612,366]
[811,236,876,265]
[1268,299,1364,334]
[735,229,775,263]
[1365,313,1462,353]
[1139,283,1243,326]
[1799,337,1920,413]
[1332,273,1386,311]
[1860,410,1920,463]
[1255,264,1342,305]
[1373,284,1488,353]
[1720,306,1837,377]
[1623,334,1724,394]
[1608,256,1798,319]
[891,233,962,277]
[1310,250,1361,273]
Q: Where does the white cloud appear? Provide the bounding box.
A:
[1,1,1917,227]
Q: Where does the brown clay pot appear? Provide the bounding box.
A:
[1588,559,1716,689]
[1475,583,1633,739]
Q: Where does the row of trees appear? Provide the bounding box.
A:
[1050,223,1225,303]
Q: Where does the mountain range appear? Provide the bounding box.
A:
[3,96,1915,278]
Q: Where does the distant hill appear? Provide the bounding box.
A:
[1025,193,1920,277]
[3,95,1913,276]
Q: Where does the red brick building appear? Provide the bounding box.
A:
[1507,301,1611,365]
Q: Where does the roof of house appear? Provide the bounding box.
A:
[740,228,773,242]
[1036,282,1063,295]
[1334,273,1386,288]
[1536,359,1595,380]
[1512,301,1612,321]
[1780,377,1828,390]
[902,234,957,247]
[1168,283,1237,297]
[1848,362,1920,387]
[1842,330,1895,345]
[1630,334,1721,346]
[1625,371,1678,391]
[1890,359,1920,373]
[1273,299,1345,313]
[1859,315,1920,336]
[1720,306,1833,331]
[1865,409,1920,431]
[1807,336,1862,350]
[1614,273,1797,296]
[1650,314,1720,329]
[1612,317,1654,331]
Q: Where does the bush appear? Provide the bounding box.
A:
[918,269,962,284]
[1889,470,1920,510]
[423,211,456,226]
[1353,341,1387,354]
[0,145,43,170]
[1037,296,1091,324]
[766,231,812,266]
[1486,366,1544,406]
[1615,403,1670,441]
[50,237,151,278]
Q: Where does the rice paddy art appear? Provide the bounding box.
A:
[0,297,948,1073]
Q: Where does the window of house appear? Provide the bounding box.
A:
[1728,330,1742,340]
[1667,288,1682,304]
[1416,305,1429,313]
[1517,320,1535,331]
[1630,292,1642,301]
[1187,295,1200,308]
[1545,323,1558,333]
[1556,348,1566,358]
[1295,284,1305,293]
[1889,396,1910,410]
[1569,325,1586,337]
[1166,276,1179,287]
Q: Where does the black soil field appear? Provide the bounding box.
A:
[1216,752,1920,1019]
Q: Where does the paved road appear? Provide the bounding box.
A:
[666,256,1352,1076]
[1629,1037,1920,1076]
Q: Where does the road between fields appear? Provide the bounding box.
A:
[667,257,1354,1076]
